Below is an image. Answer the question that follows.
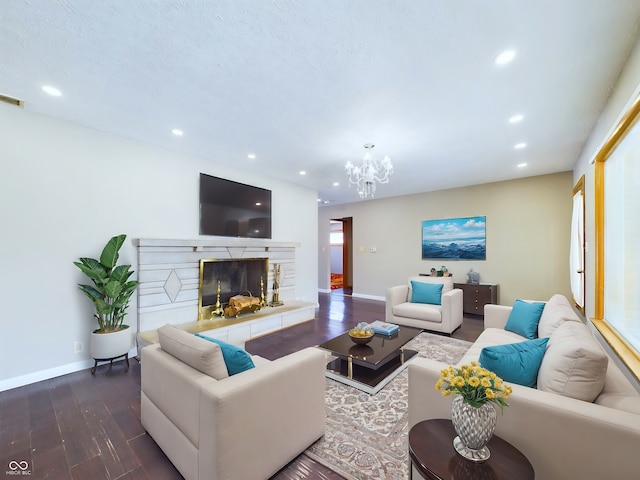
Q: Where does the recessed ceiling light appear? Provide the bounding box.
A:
[317,198,322,202]
[299,171,306,176]
[323,200,330,204]
[171,128,183,136]
[509,114,524,124]
[41,85,62,96]
[333,182,339,187]
[495,49,516,65]
[247,153,256,159]
[514,142,527,150]
[255,202,261,206]
[517,162,528,168]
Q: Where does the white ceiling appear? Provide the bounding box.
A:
[2,1,640,206]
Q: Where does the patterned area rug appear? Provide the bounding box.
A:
[305,332,471,480]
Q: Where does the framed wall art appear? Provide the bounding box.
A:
[421,216,486,260]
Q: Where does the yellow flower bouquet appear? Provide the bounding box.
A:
[435,361,512,411]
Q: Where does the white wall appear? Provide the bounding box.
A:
[319,172,573,305]
[573,36,640,320]
[0,105,318,390]
[330,246,343,274]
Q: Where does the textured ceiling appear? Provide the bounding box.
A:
[2,1,640,205]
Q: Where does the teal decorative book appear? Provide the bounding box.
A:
[369,320,399,335]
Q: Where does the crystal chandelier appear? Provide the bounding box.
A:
[345,143,393,199]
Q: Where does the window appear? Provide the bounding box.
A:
[330,231,344,245]
[570,176,585,314]
[593,91,640,380]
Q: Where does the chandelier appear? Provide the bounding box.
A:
[345,143,394,199]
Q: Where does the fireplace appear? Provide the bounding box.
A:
[135,238,306,335]
[198,258,269,320]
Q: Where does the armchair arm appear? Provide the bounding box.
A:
[408,357,640,480]
[440,288,463,333]
[386,285,409,321]
[199,347,326,480]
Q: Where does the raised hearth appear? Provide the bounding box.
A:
[138,301,314,348]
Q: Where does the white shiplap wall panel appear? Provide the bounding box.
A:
[136,238,300,332]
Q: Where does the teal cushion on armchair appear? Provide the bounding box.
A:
[410,281,443,305]
[195,334,255,376]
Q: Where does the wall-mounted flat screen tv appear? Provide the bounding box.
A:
[199,173,272,239]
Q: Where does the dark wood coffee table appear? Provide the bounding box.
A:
[409,419,534,480]
[317,325,421,394]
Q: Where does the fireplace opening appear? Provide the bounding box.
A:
[198,258,268,320]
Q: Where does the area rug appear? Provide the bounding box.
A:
[304,332,471,480]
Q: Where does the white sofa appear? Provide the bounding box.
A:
[386,276,463,334]
[141,325,326,480]
[408,294,640,479]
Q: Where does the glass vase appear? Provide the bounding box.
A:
[450,395,497,462]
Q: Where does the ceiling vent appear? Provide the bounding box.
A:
[0,93,25,108]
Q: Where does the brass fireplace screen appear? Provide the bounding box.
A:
[198,258,269,320]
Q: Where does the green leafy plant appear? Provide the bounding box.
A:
[74,234,138,333]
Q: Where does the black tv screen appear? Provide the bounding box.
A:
[199,173,272,239]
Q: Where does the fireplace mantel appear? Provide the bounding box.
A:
[135,237,311,344]
[134,238,300,249]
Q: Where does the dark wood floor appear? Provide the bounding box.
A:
[0,292,483,480]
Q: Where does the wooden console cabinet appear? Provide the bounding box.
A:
[454,283,498,316]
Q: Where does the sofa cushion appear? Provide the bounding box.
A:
[538,294,581,338]
[458,328,527,366]
[392,302,443,323]
[594,362,640,414]
[410,280,443,305]
[479,338,549,387]
[505,300,545,339]
[157,324,229,380]
[596,392,640,415]
[196,334,255,375]
[537,321,608,402]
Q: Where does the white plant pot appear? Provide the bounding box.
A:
[90,325,132,359]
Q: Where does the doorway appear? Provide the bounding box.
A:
[330,217,353,295]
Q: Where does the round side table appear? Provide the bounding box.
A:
[409,419,534,480]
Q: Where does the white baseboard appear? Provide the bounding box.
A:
[0,360,92,392]
[352,293,385,302]
[0,350,136,392]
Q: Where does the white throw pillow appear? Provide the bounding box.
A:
[538,294,582,338]
[537,321,608,402]
[158,324,229,380]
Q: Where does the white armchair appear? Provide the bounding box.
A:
[385,276,463,334]
[141,327,326,480]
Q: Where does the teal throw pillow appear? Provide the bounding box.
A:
[195,334,255,376]
[479,338,549,387]
[410,281,443,305]
[504,300,545,339]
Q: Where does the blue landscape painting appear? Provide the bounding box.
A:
[422,216,486,260]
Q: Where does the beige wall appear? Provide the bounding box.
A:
[319,172,573,306]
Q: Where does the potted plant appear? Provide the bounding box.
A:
[74,234,138,366]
